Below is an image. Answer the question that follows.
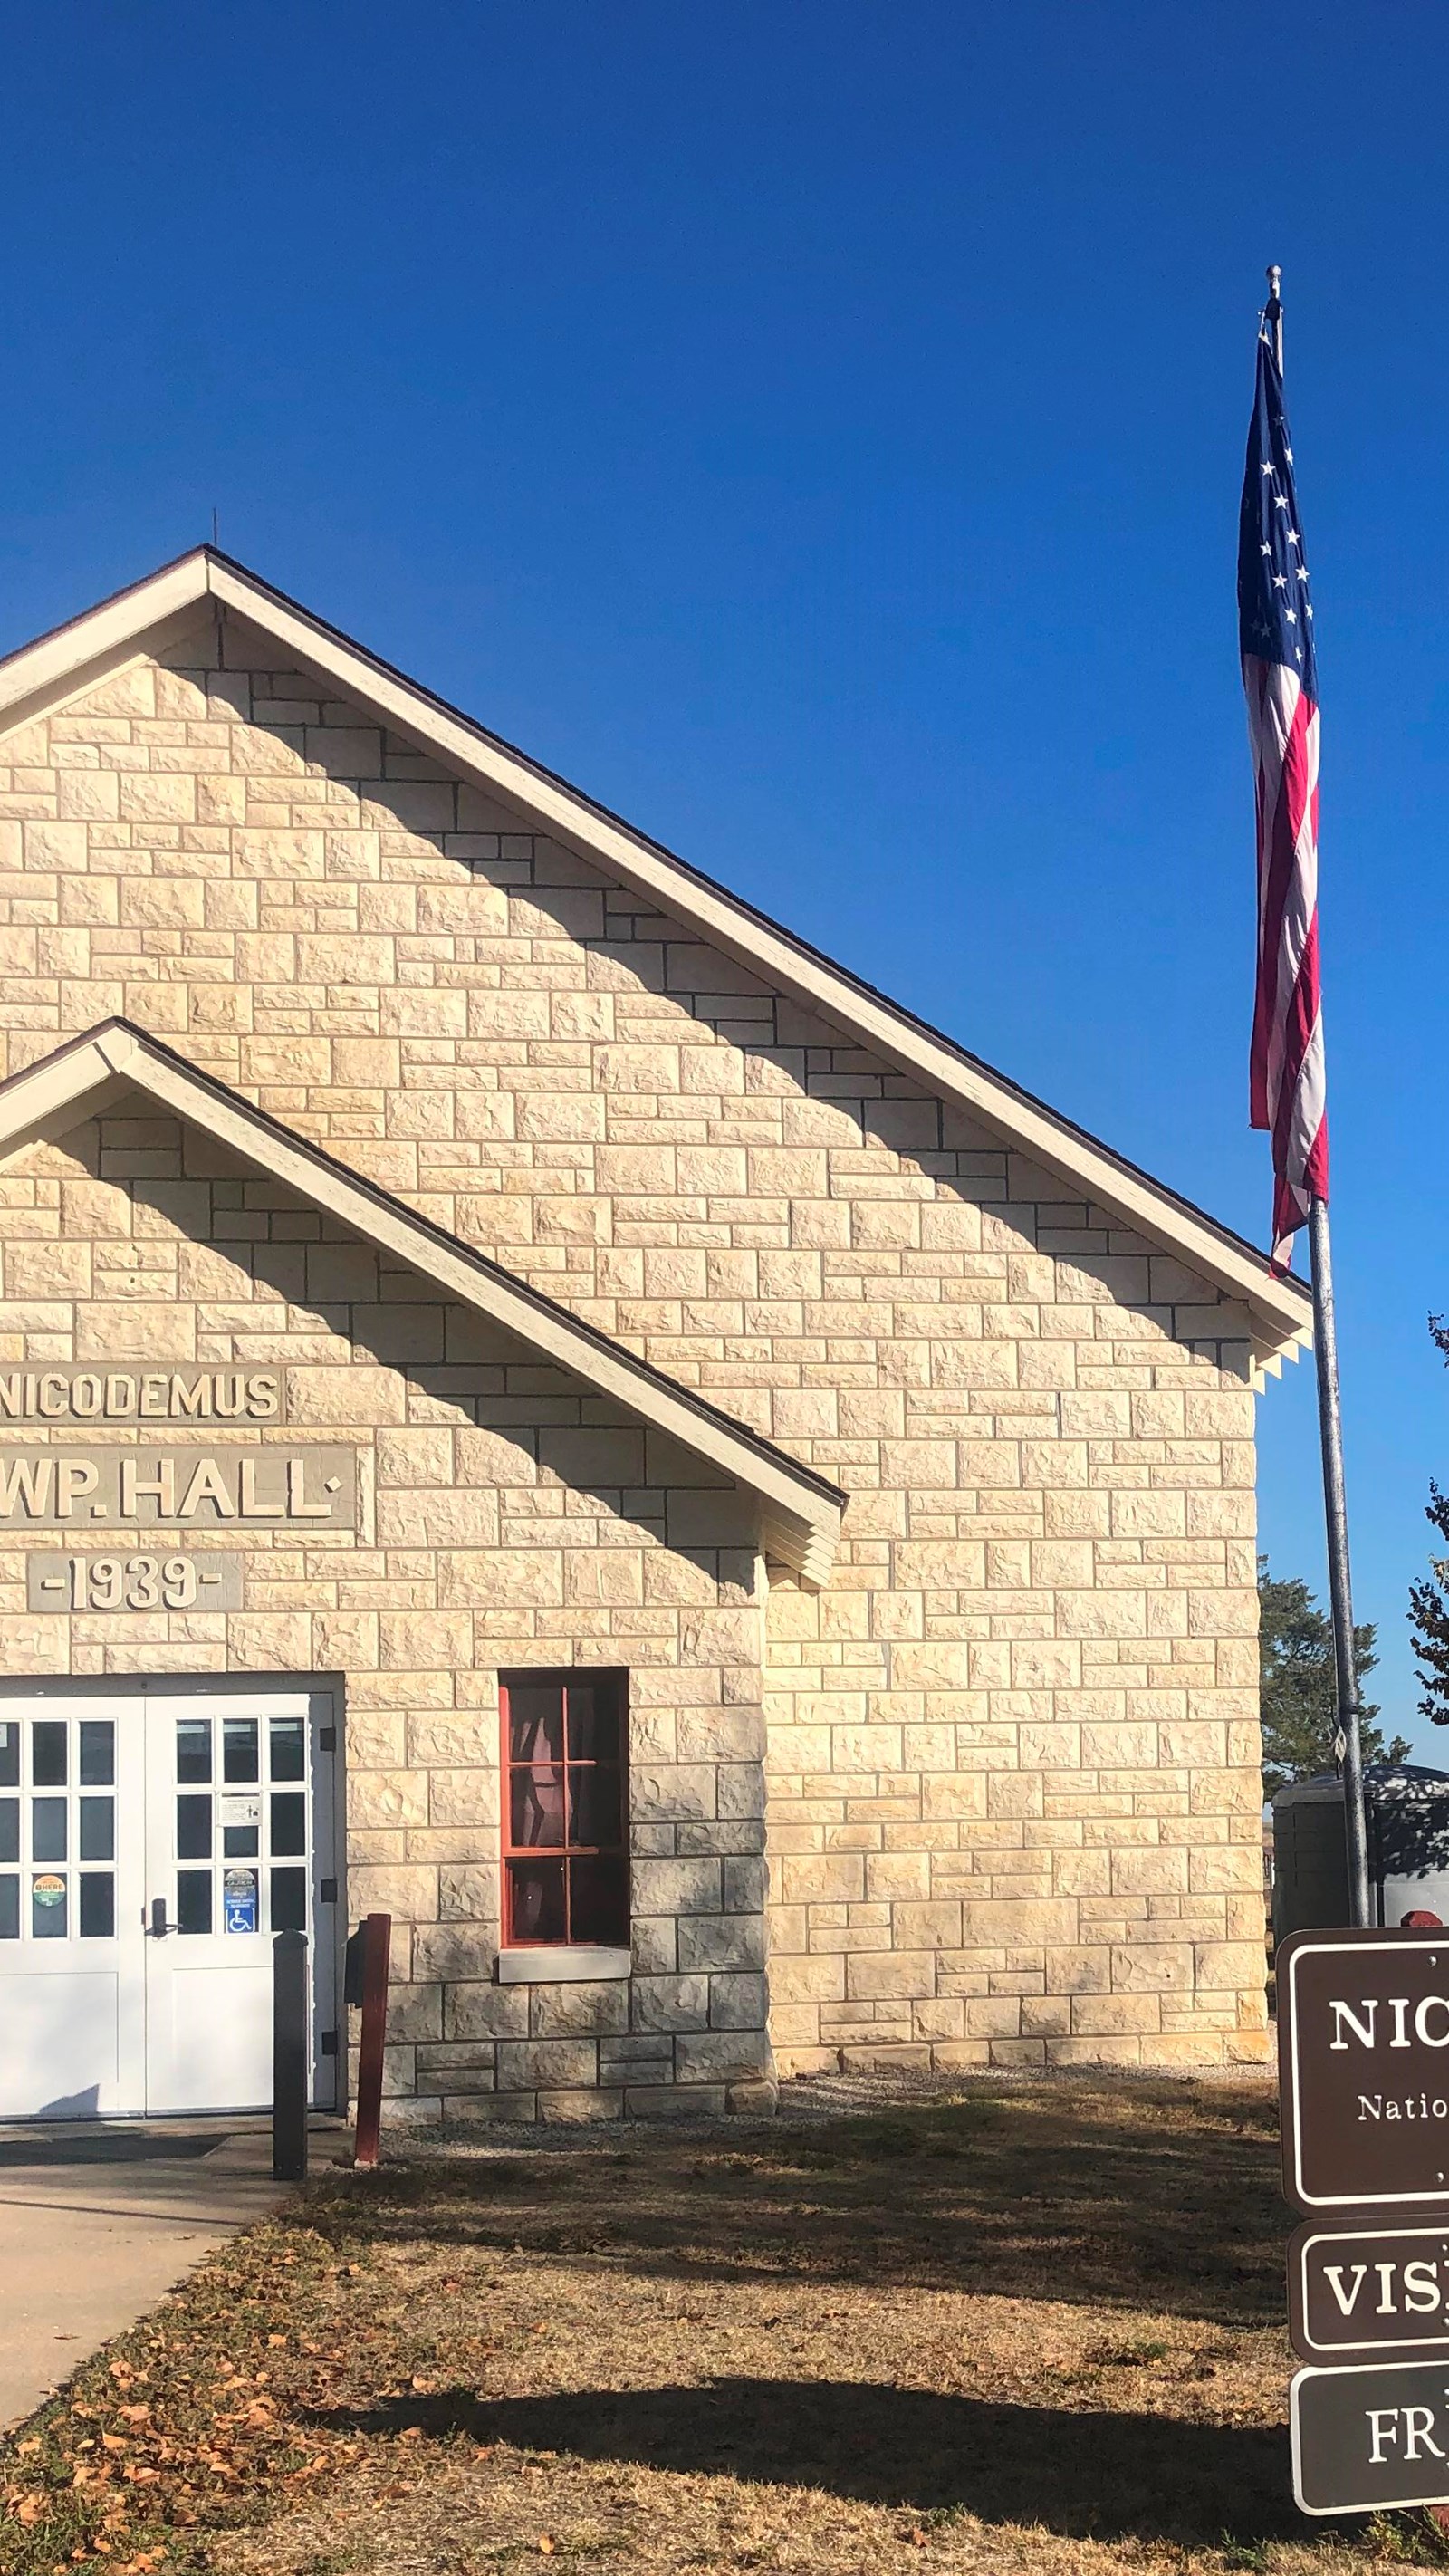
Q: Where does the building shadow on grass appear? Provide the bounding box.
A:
[305,2377,1301,2547]
[307,2086,1287,2325]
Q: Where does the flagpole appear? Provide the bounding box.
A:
[1268,263,1372,1928]
[1308,1196,1372,1926]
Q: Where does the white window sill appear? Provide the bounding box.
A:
[496,1946,632,1985]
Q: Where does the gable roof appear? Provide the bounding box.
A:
[0,547,1314,1383]
[0,1020,844,1585]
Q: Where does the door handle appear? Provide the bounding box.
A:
[148,1897,171,1938]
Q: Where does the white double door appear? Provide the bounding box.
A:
[0,1687,338,2120]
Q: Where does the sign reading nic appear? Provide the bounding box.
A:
[1280,1927,1449,2214]
[1281,1927,1449,2517]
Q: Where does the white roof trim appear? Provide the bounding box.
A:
[0,1022,844,1585]
[0,549,1313,1378]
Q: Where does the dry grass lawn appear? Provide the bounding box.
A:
[7,2074,1449,2576]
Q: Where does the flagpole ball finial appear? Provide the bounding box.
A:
[1266,264,1282,305]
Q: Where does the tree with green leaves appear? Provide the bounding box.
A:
[1409,1314,1449,1728]
[1259,1557,1406,1796]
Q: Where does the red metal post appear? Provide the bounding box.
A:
[352,1910,391,2170]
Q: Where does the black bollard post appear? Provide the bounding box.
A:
[272,1928,309,2182]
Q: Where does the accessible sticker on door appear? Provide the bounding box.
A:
[223,1869,259,1935]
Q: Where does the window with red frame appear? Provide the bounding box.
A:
[500,1671,629,1946]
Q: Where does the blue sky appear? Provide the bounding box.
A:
[1,4,1444,1742]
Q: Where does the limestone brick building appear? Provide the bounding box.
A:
[0,551,1310,2124]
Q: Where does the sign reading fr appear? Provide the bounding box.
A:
[1292,2360,1449,2514]
[1291,2218,1449,2363]
[1279,1928,1449,2213]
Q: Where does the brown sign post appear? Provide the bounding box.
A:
[1280,1927,1449,2515]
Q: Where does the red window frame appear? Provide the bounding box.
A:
[499,1670,629,1948]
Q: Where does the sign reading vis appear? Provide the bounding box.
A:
[1279,1929,1449,2213]
[1291,2219,1449,2363]
[0,1447,355,1529]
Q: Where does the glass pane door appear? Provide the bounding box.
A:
[0,1696,146,2118]
[142,1689,336,2116]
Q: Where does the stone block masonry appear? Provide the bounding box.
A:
[0,1112,771,2122]
[0,608,1271,2085]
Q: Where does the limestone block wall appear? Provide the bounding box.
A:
[0,613,1269,2068]
[0,1113,769,2120]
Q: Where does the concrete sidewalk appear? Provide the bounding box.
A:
[0,2119,343,2432]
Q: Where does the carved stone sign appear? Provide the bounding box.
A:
[1290,2217,1449,2363]
[1292,2359,1449,2514]
[27,1551,245,1613]
[1279,1927,1449,2213]
[0,1447,355,1529]
[0,1368,283,1423]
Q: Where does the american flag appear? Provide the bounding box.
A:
[1239,295,1325,1270]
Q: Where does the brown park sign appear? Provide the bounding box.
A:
[1279,1927,1449,2215]
[1290,2217,1449,2362]
[1292,2359,1449,2514]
